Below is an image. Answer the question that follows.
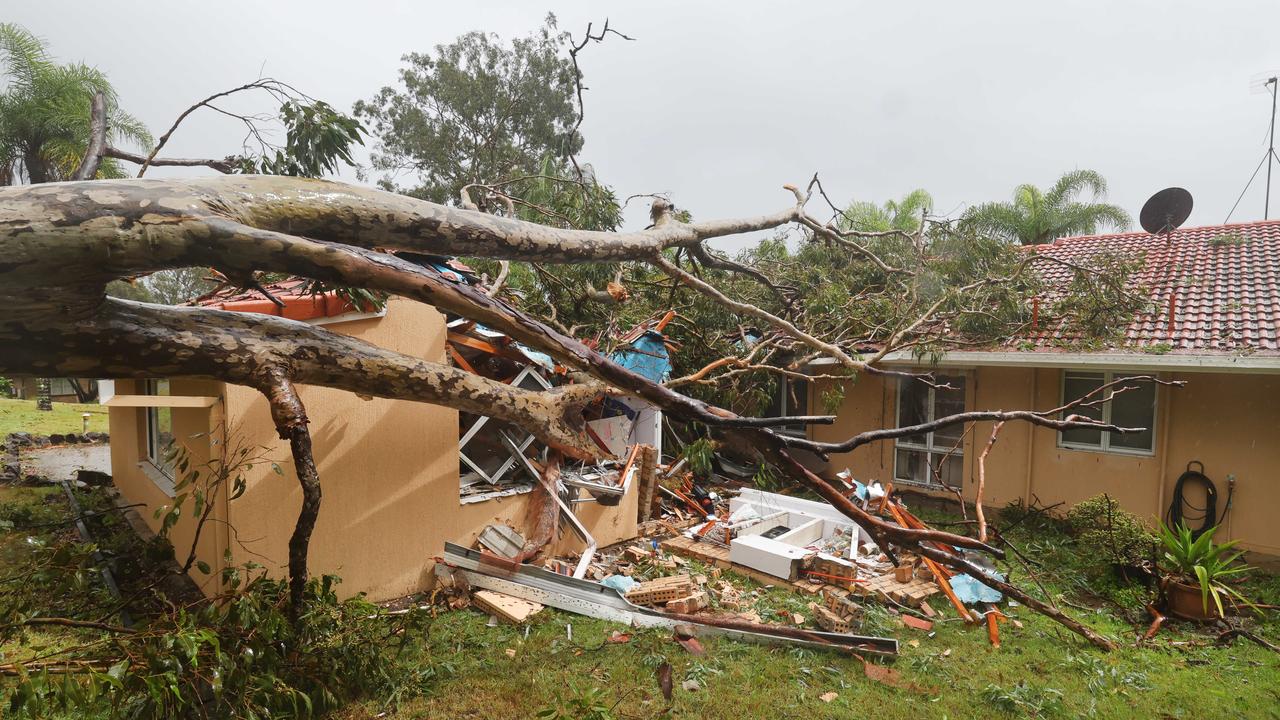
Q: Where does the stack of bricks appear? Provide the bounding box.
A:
[624,574,694,606]
[823,589,864,622]
[855,570,940,608]
[814,605,853,633]
[665,590,708,614]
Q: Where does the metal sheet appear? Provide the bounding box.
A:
[439,542,897,656]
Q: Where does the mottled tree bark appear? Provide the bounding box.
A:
[258,370,319,616]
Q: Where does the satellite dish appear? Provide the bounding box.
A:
[1140,187,1194,235]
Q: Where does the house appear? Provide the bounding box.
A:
[804,220,1280,556]
[11,377,98,403]
[105,277,655,601]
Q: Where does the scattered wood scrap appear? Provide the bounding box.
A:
[473,590,543,624]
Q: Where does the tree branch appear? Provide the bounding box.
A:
[257,369,319,616]
[72,91,107,181]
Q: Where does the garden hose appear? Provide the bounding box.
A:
[1165,461,1221,539]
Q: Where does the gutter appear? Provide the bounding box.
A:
[811,350,1280,374]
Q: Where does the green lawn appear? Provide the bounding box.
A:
[0,397,109,436]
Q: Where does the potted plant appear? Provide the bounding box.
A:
[1157,521,1254,620]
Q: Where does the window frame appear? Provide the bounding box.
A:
[893,374,967,488]
[763,375,811,438]
[142,379,176,494]
[1057,370,1157,457]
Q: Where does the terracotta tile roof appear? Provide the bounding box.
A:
[192,278,365,322]
[1020,219,1280,355]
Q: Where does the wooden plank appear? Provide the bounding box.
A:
[473,589,543,623]
[447,343,480,375]
[102,395,219,408]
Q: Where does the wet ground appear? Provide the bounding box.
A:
[20,443,111,482]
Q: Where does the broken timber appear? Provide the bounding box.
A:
[473,589,543,623]
[439,542,897,657]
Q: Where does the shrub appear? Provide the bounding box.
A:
[1064,494,1155,567]
[6,574,435,718]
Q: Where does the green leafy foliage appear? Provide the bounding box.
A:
[240,99,365,177]
[1157,521,1255,617]
[6,574,434,719]
[1064,494,1156,567]
[355,14,581,203]
[681,437,717,479]
[1048,251,1149,341]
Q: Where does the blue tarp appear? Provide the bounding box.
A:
[950,570,1006,604]
[601,575,639,594]
[610,331,672,383]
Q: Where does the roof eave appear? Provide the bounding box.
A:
[809,350,1280,374]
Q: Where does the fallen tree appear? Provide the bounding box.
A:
[0,159,1165,650]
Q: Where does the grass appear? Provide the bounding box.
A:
[2,483,1278,719]
[0,397,109,437]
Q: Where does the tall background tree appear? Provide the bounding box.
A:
[838,188,933,233]
[354,14,582,205]
[0,23,151,184]
[963,169,1132,245]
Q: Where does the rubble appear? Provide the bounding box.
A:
[449,446,1041,660]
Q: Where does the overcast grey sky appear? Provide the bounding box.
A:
[10,1,1280,248]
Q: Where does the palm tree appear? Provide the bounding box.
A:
[964,169,1132,246]
[0,23,151,185]
[0,24,151,411]
[839,188,933,233]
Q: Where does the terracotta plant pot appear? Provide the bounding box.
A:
[1164,577,1216,621]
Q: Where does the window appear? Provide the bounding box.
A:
[763,376,810,436]
[1059,371,1156,454]
[894,375,966,487]
[458,363,550,503]
[144,379,175,476]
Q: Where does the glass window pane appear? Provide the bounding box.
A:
[935,452,963,487]
[897,380,929,446]
[932,375,967,445]
[145,379,174,473]
[895,448,928,484]
[1109,377,1156,451]
[1060,373,1104,447]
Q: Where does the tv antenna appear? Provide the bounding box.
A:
[1140,187,1194,235]
[1225,73,1280,222]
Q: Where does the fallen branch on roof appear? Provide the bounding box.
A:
[2,166,1149,649]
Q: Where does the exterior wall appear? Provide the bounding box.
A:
[107,377,227,596]
[812,366,1280,554]
[109,296,638,602]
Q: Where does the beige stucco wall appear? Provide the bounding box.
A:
[107,377,228,596]
[111,297,638,601]
[812,365,1280,554]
